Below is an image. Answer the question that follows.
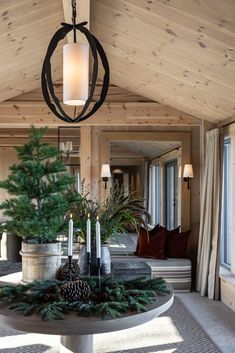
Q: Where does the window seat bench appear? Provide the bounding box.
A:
[109,234,192,292]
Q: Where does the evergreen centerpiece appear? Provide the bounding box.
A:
[0,276,170,321]
[0,126,75,282]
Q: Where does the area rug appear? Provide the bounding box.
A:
[0,297,221,353]
[0,260,22,277]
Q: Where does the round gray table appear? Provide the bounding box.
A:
[0,290,173,353]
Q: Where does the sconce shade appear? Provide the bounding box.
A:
[112,168,123,174]
[183,164,194,178]
[66,141,73,152]
[63,43,89,106]
[101,164,111,178]
[59,142,65,151]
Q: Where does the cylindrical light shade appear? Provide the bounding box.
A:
[183,164,194,178]
[63,43,89,106]
[101,164,111,178]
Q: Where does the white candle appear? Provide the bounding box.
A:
[76,173,80,193]
[86,214,91,253]
[68,214,73,256]
[96,216,101,259]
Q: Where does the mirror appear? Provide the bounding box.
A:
[110,140,181,230]
[100,131,191,231]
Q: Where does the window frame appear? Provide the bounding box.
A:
[221,137,231,269]
[164,159,178,230]
[148,163,161,225]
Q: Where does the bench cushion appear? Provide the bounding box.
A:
[111,254,191,292]
[112,261,151,281]
[109,234,192,292]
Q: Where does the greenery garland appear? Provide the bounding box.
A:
[0,277,170,321]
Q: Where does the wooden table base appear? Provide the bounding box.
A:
[61,335,93,353]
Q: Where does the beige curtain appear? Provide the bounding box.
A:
[196,128,221,299]
[144,160,149,210]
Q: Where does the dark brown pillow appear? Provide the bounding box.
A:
[135,226,149,256]
[149,224,166,237]
[167,226,180,235]
[135,227,167,259]
[166,230,190,258]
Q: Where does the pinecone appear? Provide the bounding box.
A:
[58,262,80,281]
[59,280,90,302]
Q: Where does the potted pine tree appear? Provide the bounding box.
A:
[0,126,75,282]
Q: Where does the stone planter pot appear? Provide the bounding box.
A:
[78,243,111,276]
[20,241,63,283]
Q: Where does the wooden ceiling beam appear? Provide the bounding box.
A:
[0,101,201,128]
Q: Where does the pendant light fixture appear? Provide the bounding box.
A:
[41,0,109,123]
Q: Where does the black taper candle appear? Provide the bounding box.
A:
[68,255,72,282]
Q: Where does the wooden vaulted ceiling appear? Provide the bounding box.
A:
[91,0,235,123]
[0,0,235,124]
[0,0,65,102]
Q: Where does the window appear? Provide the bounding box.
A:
[221,138,231,268]
[165,159,178,230]
[148,164,161,225]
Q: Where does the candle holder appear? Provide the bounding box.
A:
[97,257,101,293]
[79,244,111,276]
[68,255,72,282]
[87,251,91,276]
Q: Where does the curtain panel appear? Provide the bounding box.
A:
[196,128,221,299]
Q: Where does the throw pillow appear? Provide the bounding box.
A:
[167,226,180,235]
[166,230,191,258]
[149,224,166,236]
[143,228,167,259]
[136,227,167,259]
[135,226,149,256]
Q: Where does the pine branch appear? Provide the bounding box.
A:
[0,277,170,321]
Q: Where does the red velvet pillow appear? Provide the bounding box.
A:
[166,230,190,258]
[135,227,167,259]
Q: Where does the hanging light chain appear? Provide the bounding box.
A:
[71,0,77,43]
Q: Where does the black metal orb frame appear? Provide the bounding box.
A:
[41,21,109,123]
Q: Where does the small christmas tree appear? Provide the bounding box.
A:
[0,126,75,243]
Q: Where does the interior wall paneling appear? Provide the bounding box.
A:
[80,125,92,194]
[0,147,18,220]
[0,101,202,128]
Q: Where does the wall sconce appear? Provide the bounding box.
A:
[112,168,123,174]
[183,164,194,189]
[58,126,80,163]
[60,141,73,159]
[101,164,111,189]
